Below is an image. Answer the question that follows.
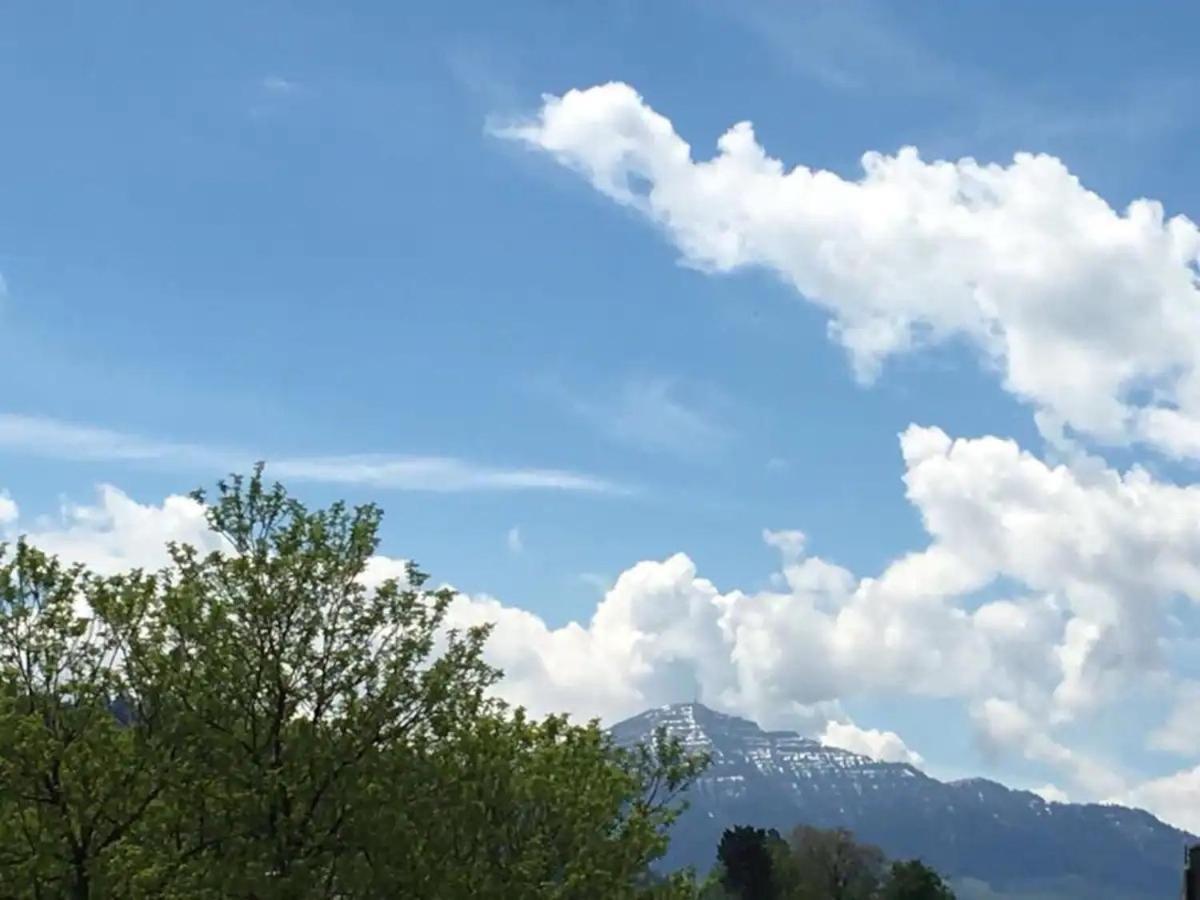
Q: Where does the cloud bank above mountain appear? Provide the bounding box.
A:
[6,424,1200,832]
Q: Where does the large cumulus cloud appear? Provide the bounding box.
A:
[500,83,1200,457]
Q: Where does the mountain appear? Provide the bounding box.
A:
[611,703,1195,900]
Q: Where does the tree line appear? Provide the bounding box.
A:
[703,824,955,899]
[1,470,953,898]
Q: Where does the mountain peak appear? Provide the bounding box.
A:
[611,701,886,776]
[649,701,763,731]
[611,701,803,753]
[610,703,1196,899]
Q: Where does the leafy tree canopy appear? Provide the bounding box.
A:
[706,824,955,900]
[879,859,956,900]
[716,825,785,899]
[0,469,705,899]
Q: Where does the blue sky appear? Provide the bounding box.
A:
[3,1,1200,828]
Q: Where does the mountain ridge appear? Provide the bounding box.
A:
[612,702,1195,900]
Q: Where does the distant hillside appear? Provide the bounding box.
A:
[611,703,1195,900]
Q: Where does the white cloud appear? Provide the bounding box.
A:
[507,526,523,554]
[1031,784,1069,804]
[269,455,621,494]
[895,426,1200,720]
[1149,680,1200,756]
[0,412,622,494]
[578,572,612,592]
[1117,765,1200,835]
[261,75,297,94]
[762,528,807,562]
[0,413,228,467]
[970,698,1124,797]
[0,491,17,525]
[501,83,1200,458]
[435,425,1200,819]
[820,720,924,766]
[17,486,221,574]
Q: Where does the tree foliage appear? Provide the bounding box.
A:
[716,825,784,899]
[0,470,705,899]
[707,824,955,900]
[878,859,956,900]
[782,825,885,900]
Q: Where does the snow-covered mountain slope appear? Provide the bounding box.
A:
[613,702,922,793]
[612,703,1195,900]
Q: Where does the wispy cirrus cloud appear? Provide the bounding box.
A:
[269,455,619,493]
[249,74,304,120]
[0,412,624,494]
[0,413,229,467]
[716,0,1195,152]
[506,526,523,554]
[260,75,298,95]
[547,376,732,460]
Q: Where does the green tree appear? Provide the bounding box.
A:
[717,825,783,899]
[879,859,956,900]
[0,543,168,899]
[0,469,705,899]
[705,825,956,900]
[779,825,884,900]
[365,709,704,898]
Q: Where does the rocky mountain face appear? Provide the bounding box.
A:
[611,703,1195,900]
